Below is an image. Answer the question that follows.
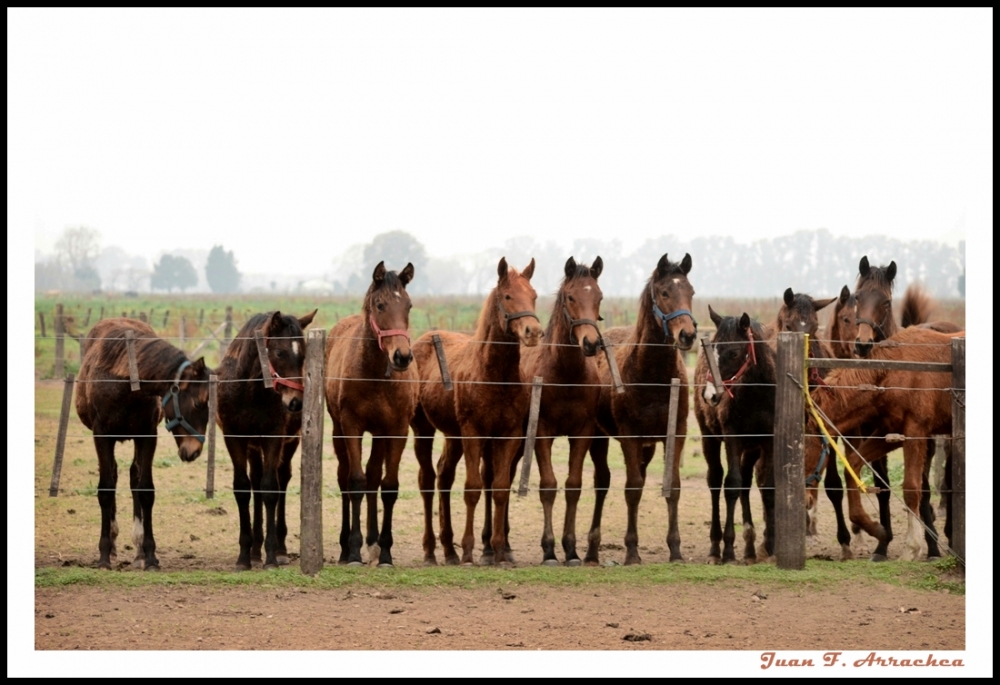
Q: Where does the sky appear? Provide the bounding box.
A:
[10,9,992,675]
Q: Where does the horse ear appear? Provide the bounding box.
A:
[522,258,536,281]
[564,256,578,279]
[191,357,207,374]
[298,309,318,328]
[839,285,851,305]
[709,304,723,327]
[497,257,509,280]
[739,313,752,332]
[783,288,795,307]
[398,263,415,287]
[680,253,692,275]
[591,256,603,280]
[263,311,283,336]
[813,297,836,311]
[859,255,870,277]
[372,261,387,283]
[656,254,670,277]
[886,261,897,282]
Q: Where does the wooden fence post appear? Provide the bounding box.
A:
[198,309,204,327]
[222,306,233,356]
[84,308,92,327]
[517,376,544,497]
[39,312,47,338]
[662,378,681,497]
[162,310,170,328]
[54,304,65,378]
[431,334,453,391]
[49,374,75,497]
[125,330,140,390]
[774,332,806,570]
[255,330,274,389]
[950,337,965,567]
[300,329,326,575]
[205,375,218,499]
[99,306,104,322]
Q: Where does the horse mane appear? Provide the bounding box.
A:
[900,283,933,328]
[91,319,187,382]
[224,311,305,380]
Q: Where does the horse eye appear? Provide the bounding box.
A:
[377,302,385,311]
[505,295,512,301]
[276,350,287,359]
[568,296,575,303]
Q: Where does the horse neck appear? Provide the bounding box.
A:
[730,340,775,403]
[356,314,390,374]
[541,298,588,377]
[473,313,522,379]
[626,300,680,373]
[135,340,187,395]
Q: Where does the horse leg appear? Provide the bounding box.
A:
[620,438,645,565]
[920,440,943,559]
[737,444,758,564]
[584,435,610,565]
[275,438,297,565]
[479,447,495,565]
[437,437,463,565]
[562,434,592,567]
[375,436,407,568]
[489,437,518,565]
[756,449,776,561]
[249,446,264,566]
[703,434,724,564]
[133,436,159,570]
[225,437,254,571]
[536,436,560,566]
[822,450,852,560]
[411,411,438,566]
[94,434,118,570]
[664,431,685,562]
[899,433,927,561]
[129,459,143,569]
[260,437,286,569]
[460,436,485,566]
[331,426,351,564]
[869,455,893,561]
[365,439,386,565]
[340,419,366,566]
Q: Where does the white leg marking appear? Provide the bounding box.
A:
[132,516,145,568]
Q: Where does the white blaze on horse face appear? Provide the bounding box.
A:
[394,291,401,298]
[702,382,716,404]
[292,341,300,357]
[584,285,591,292]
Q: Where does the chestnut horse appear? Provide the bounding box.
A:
[411,257,543,566]
[518,256,604,566]
[324,262,418,567]
[216,309,317,570]
[588,253,696,565]
[75,318,211,570]
[808,326,961,561]
[695,309,776,563]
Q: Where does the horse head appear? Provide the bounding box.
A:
[261,309,317,412]
[162,356,212,462]
[854,256,896,357]
[559,256,604,357]
[777,287,836,336]
[366,261,416,372]
[495,257,543,347]
[648,253,697,350]
[703,307,762,407]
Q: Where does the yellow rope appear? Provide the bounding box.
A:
[803,334,867,493]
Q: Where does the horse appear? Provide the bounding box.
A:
[587,253,696,565]
[216,309,317,570]
[808,326,962,561]
[75,318,211,570]
[694,308,776,564]
[410,257,543,566]
[517,256,604,566]
[324,261,418,567]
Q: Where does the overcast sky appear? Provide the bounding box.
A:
[11,9,991,674]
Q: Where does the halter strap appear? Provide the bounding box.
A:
[562,305,602,345]
[855,315,888,342]
[161,360,206,444]
[805,436,830,486]
[262,332,305,392]
[369,314,411,353]
[707,329,757,400]
[649,282,696,341]
[497,299,539,334]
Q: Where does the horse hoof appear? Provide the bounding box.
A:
[444,556,461,567]
[234,563,252,572]
[707,556,720,566]
[276,555,291,566]
[264,563,279,571]
[144,564,160,572]
[132,559,144,570]
[98,563,113,571]
[423,558,439,567]
[497,561,515,569]
[541,559,560,567]
[377,563,394,569]
[479,555,496,567]
[624,556,642,566]
[346,561,364,568]
[669,552,684,562]
[869,553,888,563]
[461,561,476,568]
[926,555,942,562]
[565,559,582,568]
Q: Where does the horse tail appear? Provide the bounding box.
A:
[900,283,933,329]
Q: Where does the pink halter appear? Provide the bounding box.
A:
[369,314,410,352]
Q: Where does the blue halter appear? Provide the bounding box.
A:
[649,282,696,341]
[161,360,206,444]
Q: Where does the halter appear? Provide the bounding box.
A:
[649,281,696,342]
[805,436,830,487]
[706,329,758,400]
[262,333,305,392]
[369,314,411,353]
[497,297,539,334]
[562,305,602,345]
[161,360,205,444]
[854,315,888,342]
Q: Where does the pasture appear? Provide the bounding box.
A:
[31,292,967,655]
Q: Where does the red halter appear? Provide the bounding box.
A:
[262,335,305,392]
[708,329,758,400]
[369,314,410,352]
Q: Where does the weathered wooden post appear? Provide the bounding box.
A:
[198,309,205,327]
[222,306,234,356]
[950,337,965,567]
[602,342,625,394]
[431,334,453,391]
[49,374,75,497]
[774,332,806,570]
[99,306,104,322]
[205,374,219,499]
[662,378,681,497]
[39,312,47,338]
[84,308,92,327]
[54,304,65,377]
[517,376,544,497]
[300,328,326,575]
[125,329,140,390]
[162,310,170,328]
[254,330,275,389]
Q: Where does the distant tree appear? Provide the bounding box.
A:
[53,225,102,291]
[363,231,429,293]
[206,245,241,294]
[151,254,198,292]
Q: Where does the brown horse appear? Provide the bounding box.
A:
[324,261,418,567]
[588,253,696,565]
[75,318,211,570]
[518,256,604,566]
[411,257,543,566]
[809,326,961,561]
[216,309,317,570]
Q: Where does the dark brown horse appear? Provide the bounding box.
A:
[588,253,696,565]
[809,326,961,561]
[325,262,419,567]
[695,308,775,564]
[75,318,210,570]
[518,256,604,566]
[216,309,317,570]
[411,257,543,566]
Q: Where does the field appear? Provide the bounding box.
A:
[27,293,971,665]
